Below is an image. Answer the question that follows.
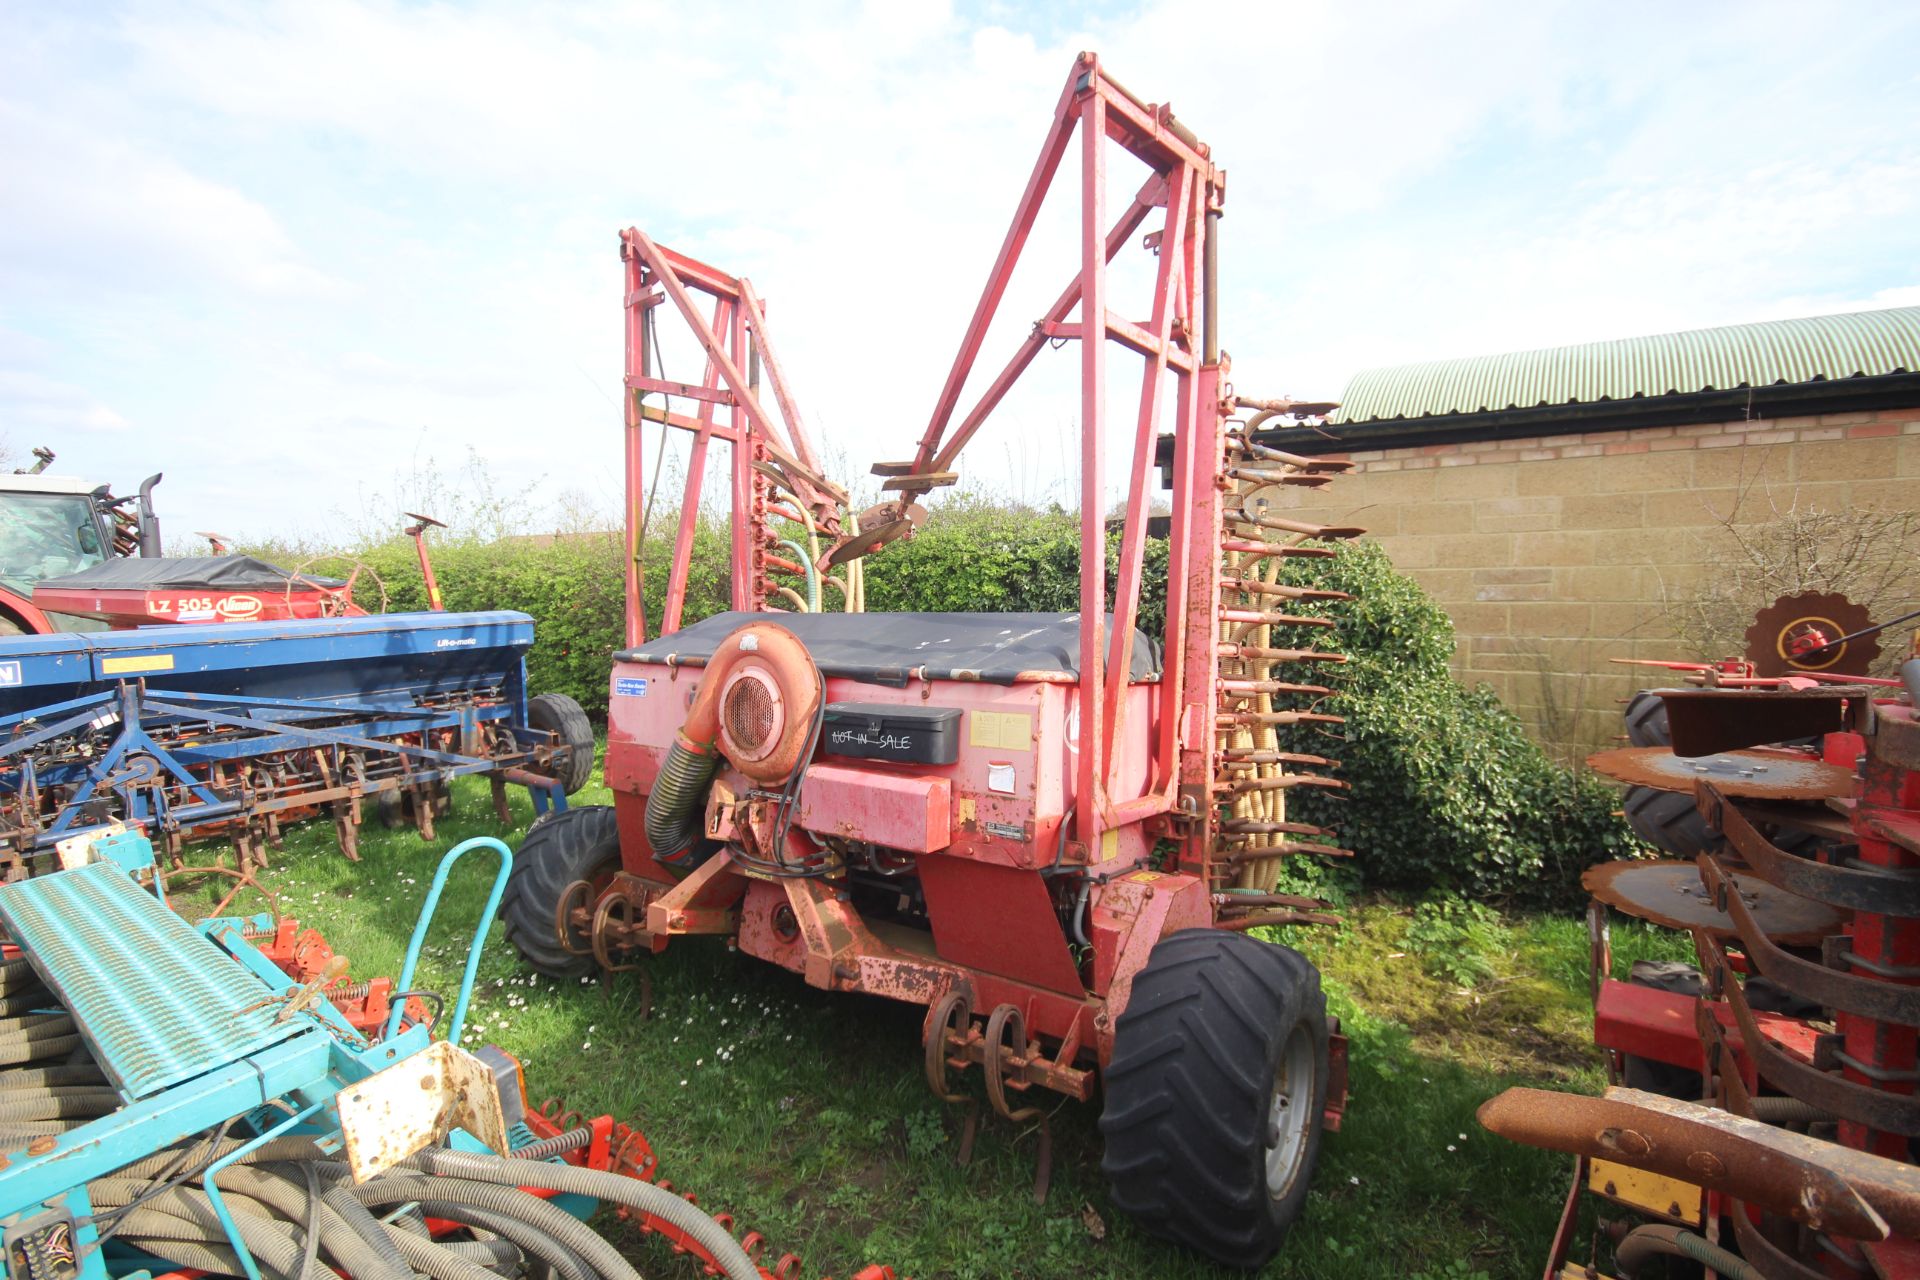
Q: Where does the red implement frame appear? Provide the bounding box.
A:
[619,234,846,646]
[622,53,1232,864]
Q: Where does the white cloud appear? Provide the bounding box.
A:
[0,0,1914,541]
[0,101,345,302]
[0,371,130,433]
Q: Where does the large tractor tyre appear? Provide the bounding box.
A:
[1623,785,1817,860]
[529,692,596,795]
[1100,930,1329,1271]
[1623,786,1719,858]
[503,805,622,979]
[1623,689,1675,748]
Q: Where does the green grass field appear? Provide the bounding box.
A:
[169,767,1688,1280]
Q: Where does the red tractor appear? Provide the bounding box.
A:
[0,453,367,632]
[503,55,1358,1267]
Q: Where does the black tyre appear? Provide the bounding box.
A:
[1100,930,1329,1270]
[1624,786,1719,857]
[1624,689,1675,748]
[503,805,621,978]
[529,693,596,795]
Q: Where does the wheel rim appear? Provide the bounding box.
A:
[1264,1023,1316,1198]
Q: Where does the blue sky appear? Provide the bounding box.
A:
[3,1,1917,543]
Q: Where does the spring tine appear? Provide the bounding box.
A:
[1225,466,1333,488]
[1227,775,1349,794]
[1222,510,1366,539]
[1220,608,1336,627]
[1218,578,1354,602]
[1220,644,1349,663]
[1219,818,1334,837]
[1226,435,1352,470]
[1219,680,1336,697]
[1221,840,1355,860]
[1218,751,1340,769]
[1218,711,1346,727]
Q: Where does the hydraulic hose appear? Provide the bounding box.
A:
[0,1064,107,1088]
[0,1092,119,1121]
[341,1174,640,1280]
[441,1237,525,1268]
[410,1146,762,1280]
[644,740,720,865]
[0,1034,82,1065]
[405,1200,594,1280]
[1615,1225,1761,1280]
[214,1167,408,1280]
[320,1184,412,1278]
[380,1218,509,1280]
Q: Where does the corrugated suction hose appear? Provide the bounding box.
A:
[644,622,820,868]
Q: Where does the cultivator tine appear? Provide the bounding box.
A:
[1206,420,1360,907]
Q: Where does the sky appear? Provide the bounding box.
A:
[3,0,1918,545]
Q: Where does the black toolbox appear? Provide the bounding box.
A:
[820,702,962,765]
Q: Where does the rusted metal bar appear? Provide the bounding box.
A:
[1697,852,1920,1025]
[1478,1086,1904,1239]
[1702,782,1920,916]
[1696,930,1920,1139]
[1215,909,1341,930]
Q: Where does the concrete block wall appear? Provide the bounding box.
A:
[1274,406,1920,754]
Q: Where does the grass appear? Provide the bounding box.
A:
[164,766,1692,1280]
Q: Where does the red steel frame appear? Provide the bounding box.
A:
[622,53,1229,863]
[603,55,1351,1134]
[620,235,845,647]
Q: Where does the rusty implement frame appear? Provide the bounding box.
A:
[1478,1087,1919,1241]
[1587,745,1856,801]
[1581,858,1847,945]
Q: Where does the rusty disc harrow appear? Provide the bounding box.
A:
[1745,590,1879,678]
[1583,859,1846,944]
[1587,746,1854,801]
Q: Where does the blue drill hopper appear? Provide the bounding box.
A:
[0,612,588,871]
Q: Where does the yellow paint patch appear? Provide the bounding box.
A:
[102,654,174,675]
[1127,871,1163,883]
[967,710,1033,752]
[1588,1157,1703,1226]
[1100,828,1119,861]
[955,797,976,825]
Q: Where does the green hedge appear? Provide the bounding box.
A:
[251,511,1627,905]
[1271,543,1638,909]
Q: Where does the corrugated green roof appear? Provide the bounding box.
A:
[1332,305,1920,425]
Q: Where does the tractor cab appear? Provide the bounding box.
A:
[0,472,121,633]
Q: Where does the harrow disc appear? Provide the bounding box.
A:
[1583,860,1846,944]
[1586,746,1853,801]
[1744,590,1878,678]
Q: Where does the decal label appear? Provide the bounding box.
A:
[968,709,1033,752]
[0,661,19,688]
[981,821,1026,841]
[614,676,650,697]
[102,654,174,675]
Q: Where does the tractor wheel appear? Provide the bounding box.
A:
[1099,930,1329,1271]
[503,805,621,978]
[529,693,596,795]
[1623,786,1719,857]
[1623,689,1675,748]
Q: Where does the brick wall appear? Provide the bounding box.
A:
[1274,406,1920,754]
